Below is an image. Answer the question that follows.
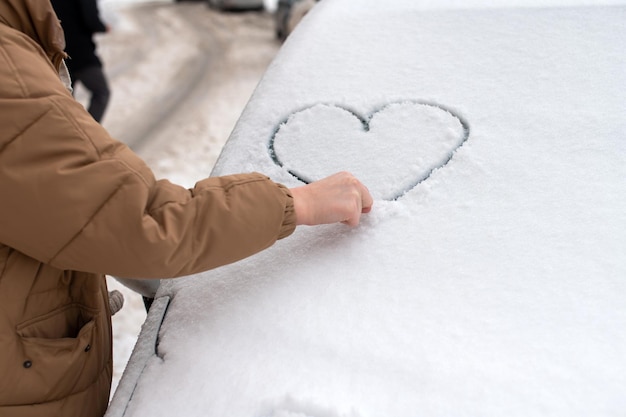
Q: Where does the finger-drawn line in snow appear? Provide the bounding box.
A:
[269,101,470,201]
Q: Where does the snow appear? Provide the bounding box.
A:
[271,102,468,200]
[105,296,170,417]
[105,0,625,416]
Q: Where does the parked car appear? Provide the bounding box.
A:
[106,1,626,416]
[275,0,317,40]
[206,0,264,11]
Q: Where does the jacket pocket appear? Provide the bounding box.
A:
[12,303,102,404]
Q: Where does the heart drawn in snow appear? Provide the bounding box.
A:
[269,102,469,201]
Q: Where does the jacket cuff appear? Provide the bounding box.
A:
[276,183,297,239]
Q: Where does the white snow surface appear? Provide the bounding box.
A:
[114,0,626,416]
[271,102,468,201]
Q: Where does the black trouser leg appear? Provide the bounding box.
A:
[73,65,110,123]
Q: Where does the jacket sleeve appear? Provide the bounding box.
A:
[0,95,296,278]
[0,33,296,278]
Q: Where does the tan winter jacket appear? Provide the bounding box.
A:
[0,1,296,416]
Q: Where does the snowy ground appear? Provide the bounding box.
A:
[82,0,280,394]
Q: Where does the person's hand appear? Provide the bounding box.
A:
[290,172,373,227]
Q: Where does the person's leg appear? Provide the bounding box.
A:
[75,65,111,123]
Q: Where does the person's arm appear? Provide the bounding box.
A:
[0,33,371,280]
[0,71,295,280]
[1,94,373,279]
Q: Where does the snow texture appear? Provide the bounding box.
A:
[111,0,626,416]
[270,102,468,200]
[107,297,170,416]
